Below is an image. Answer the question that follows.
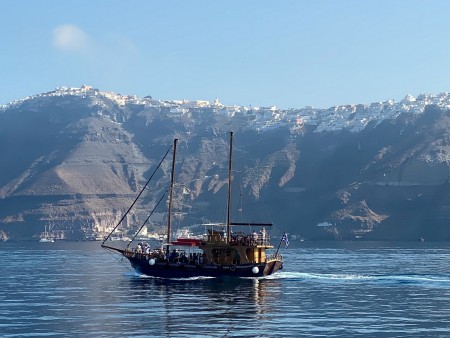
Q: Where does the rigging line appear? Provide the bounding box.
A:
[102,144,173,245]
[233,184,244,223]
[259,194,275,226]
[127,190,168,248]
[104,248,133,272]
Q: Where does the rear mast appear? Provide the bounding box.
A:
[226,132,233,244]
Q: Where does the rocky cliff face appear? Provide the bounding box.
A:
[1,88,450,241]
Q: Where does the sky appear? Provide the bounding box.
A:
[2,0,450,109]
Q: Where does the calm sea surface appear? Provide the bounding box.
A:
[1,240,450,337]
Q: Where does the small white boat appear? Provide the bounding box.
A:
[39,225,54,242]
[39,237,55,243]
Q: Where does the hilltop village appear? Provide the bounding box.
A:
[3,85,450,134]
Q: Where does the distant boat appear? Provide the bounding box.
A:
[39,237,54,243]
[39,225,54,243]
[108,234,132,242]
[102,132,285,278]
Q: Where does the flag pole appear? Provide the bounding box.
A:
[274,229,287,257]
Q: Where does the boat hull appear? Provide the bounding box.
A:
[126,255,283,278]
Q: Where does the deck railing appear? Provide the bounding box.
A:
[266,253,283,262]
[229,233,271,246]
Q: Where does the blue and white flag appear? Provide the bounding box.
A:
[282,233,289,248]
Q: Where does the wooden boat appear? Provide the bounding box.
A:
[102,132,285,278]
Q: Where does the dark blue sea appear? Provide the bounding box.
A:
[1,241,450,337]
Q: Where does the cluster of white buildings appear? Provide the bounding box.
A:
[2,85,450,134]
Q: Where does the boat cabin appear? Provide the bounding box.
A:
[199,223,273,266]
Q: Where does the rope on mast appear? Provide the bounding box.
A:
[101,144,173,246]
[127,190,168,247]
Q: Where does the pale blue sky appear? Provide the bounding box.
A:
[2,0,450,108]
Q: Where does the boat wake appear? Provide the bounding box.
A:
[123,270,450,287]
[265,271,450,288]
[125,271,216,281]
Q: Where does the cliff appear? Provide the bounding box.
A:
[1,87,450,241]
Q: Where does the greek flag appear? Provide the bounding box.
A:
[282,233,289,248]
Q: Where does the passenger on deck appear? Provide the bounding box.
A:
[169,249,177,262]
[180,252,188,264]
[252,231,258,244]
[193,253,199,265]
[261,228,266,244]
[159,251,165,261]
[199,252,206,264]
[144,243,151,254]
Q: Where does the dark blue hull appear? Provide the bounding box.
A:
[126,256,283,278]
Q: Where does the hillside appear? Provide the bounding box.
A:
[1,86,450,241]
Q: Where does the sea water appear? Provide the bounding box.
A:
[0,241,449,337]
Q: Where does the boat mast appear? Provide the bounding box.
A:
[167,138,178,247]
[226,132,233,244]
